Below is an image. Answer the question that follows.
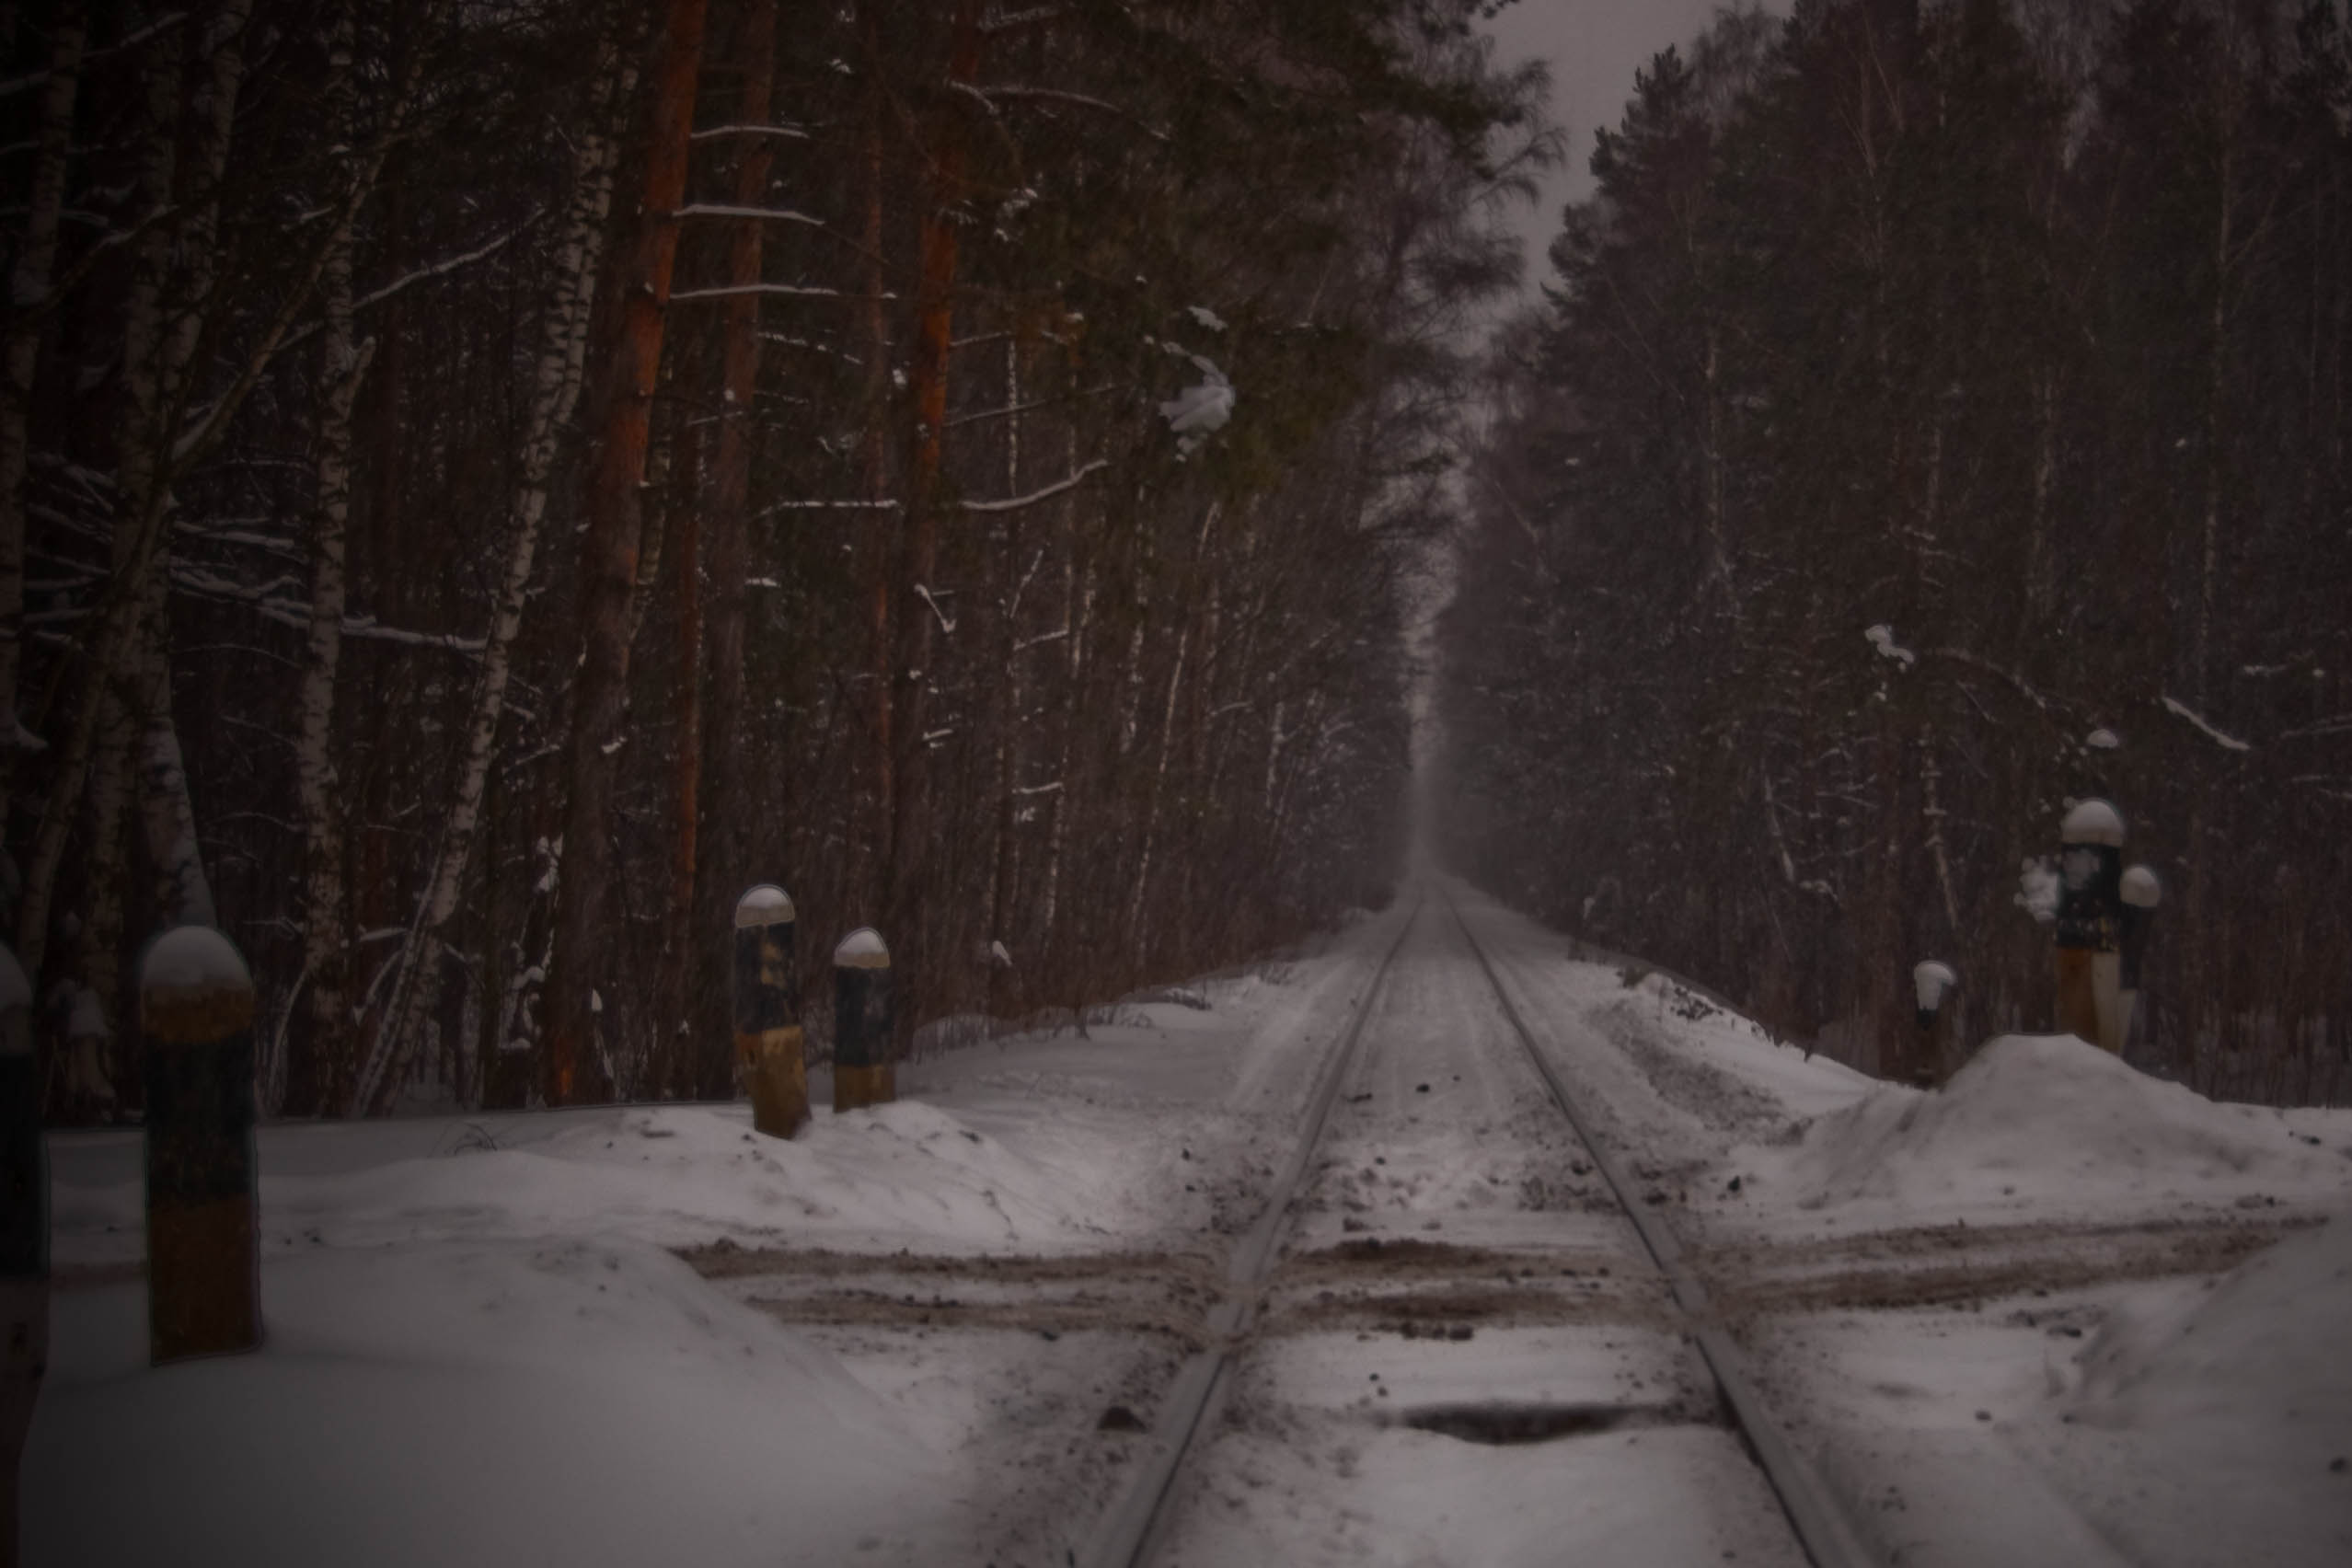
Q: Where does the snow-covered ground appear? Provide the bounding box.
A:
[28,884,2352,1566]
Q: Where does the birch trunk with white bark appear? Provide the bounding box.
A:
[286,4,372,1113]
[351,48,630,1114]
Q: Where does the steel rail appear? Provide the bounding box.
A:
[1440,883,1880,1568]
[1076,896,1425,1568]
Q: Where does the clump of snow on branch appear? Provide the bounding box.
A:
[1159,352,1234,456]
[2086,727,2121,750]
[1863,623,1916,668]
[2015,858,2059,923]
[1185,305,1227,332]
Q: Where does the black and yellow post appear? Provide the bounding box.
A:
[140,926,261,1363]
[832,928,894,1112]
[2118,865,2162,1055]
[1910,960,1957,1086]
[2054,800,2126,1052]
[733,886,808,1138]
[2,946,43,1567]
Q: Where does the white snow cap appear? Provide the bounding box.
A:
[2016,858,2060,923]
[140,924,253,997]
[1912,960,1958,1011]
[2061,798,2127,846]
[1184,305,1228,333]
[735,884,796,927]
[834,928,891,968]
[1159,354,1234,455]
[0,943,29,1021]
[987,940,1012,969]
[2121,865,2162,907]
[2086,727,2122,750]
[1863,623,1917,668]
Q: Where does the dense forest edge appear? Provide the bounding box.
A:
[1435,0,2352,1105]
[6,0,1551,1119]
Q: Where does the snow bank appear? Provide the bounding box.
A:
[1788,1033,2350,1209]
[2057,1214,2352,1567]
[26,1238,950,1568]
[51,1101,1138,1269]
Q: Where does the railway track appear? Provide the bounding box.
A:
[1071,887,1874,1568]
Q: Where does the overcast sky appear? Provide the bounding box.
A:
[1479,0,1754,294]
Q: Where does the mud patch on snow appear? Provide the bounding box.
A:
[1702,1216,2307,1315]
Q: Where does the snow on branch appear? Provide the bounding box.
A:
[354,217,539,313]
[688,123,812,143]
[978,85,1167,141]
[0,11,187,100]
[981,5,1070,33]
[958,458,1109,513]
[1924,645,2055,714]
[1863,623,1916,668]
[759,497,901,517]
[2161,695,2253,753]
[671,282,888,302]
[673,202,825,227]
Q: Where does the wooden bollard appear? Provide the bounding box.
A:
[2118,865,2161,1055]
[1,945,43,1566]
[832,928,894,1113]
[2054,799,2126,1053]
[733,886,808,1138]
[140,926,261,1363]
[1910,960,1957,1087]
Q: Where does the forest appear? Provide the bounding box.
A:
[4,0,1548,1119]
[1437,0,2352,1103]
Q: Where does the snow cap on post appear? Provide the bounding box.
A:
[1912,960,1957,1018]
[834,927,890,969]
[735,883,795,928]
[2060,798,2126,847]
[2121,865,2162,908]
[139,925,256,1043]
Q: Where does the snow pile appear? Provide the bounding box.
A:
[1787,1033,2351,1210]
[27,1238,951,1567]
[2058,1214,2352,1567]
[52,1100,1138,1267]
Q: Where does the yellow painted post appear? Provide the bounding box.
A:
[140,927,261,1363]
[832,928,894,1112]
[733,886,807,1138]
[2054,800,2126,1052]
[2,945,43,1568]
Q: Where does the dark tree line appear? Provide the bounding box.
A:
[1437,0,2352,1103]
[6,0,1548,1119]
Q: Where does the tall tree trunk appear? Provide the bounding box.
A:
[855,8,895,922]
[687,0,775,1100]
[881,0,986,1025]
[351,43,631,1115]
[285,4,374,1115]
[63,17,197,1118]
[543,0,709,1107]
[0,0,84,824]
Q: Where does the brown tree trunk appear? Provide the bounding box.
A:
[687,0,777,1100]
[882,0,986,1028]
[544,0,709,1107]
